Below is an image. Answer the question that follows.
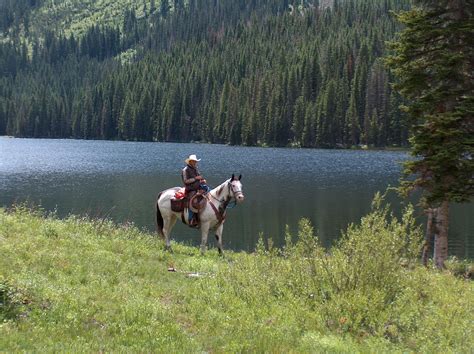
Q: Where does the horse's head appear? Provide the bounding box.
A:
[230,174,245,203]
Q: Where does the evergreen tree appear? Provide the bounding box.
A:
[173,0,184,13]
[0,0,410,149]
[160,0,170,18]
[301,103,316,148]
[292,96,306,145]
[387,0,474,268]
[345,90,360,146]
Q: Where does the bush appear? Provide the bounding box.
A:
[0,277,32,322]
[181,195,472,351]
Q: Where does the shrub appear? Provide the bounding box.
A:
[182,195,473,351]
[0,277,32,322]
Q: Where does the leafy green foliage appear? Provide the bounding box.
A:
[0,277,32,322]
[182,199,472,352]
[1,202,472,352]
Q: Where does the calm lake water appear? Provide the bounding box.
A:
[1,137,472,258]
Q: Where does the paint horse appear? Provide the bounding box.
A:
[155,174,244,254]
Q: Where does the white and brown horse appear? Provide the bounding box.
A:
[155,174,244,254]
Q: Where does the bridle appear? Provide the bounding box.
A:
[229,180,244,200]
[209,180,243,205]
[205,179,243,226]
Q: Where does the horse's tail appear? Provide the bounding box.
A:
[155,192,164,239]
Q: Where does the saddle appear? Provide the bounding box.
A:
[170,188,186,212]
[170,188,207,214]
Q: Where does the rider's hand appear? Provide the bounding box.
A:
[196,175,203,181]
[201,179,207,184]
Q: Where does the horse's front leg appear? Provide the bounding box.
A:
[215,223,224,255]
[200,222,210,254]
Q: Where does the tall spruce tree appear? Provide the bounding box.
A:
[160,0,170,18]
[387,0,474,268]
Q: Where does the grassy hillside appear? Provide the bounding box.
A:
[32,0,151,37]
[2,0,154,40]
[1,203,472,352]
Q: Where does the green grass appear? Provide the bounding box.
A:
[1,201,473,352]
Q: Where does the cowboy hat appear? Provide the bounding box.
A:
[185,154,201,164]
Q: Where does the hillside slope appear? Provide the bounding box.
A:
[0,0,410,148]
[1,0,152,38]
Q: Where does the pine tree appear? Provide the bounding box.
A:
[301,103,316,148]
[292,96,306,145]
[215,80,230,143]
[160,0,170,18]
[317,79,337,147]
[0,101,6,135]
[174,0,184,13]
[345,90,360,146]
[119,97,133,140]
[387,0,474,268]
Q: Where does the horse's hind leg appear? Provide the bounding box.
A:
[215,224,224,255]
[163,214,177,251]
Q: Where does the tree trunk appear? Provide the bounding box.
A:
[422,208,436,266]
[433,201,449,269]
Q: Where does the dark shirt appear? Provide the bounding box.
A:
[182,164,201,192]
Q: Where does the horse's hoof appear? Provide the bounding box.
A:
[165,245,173,253]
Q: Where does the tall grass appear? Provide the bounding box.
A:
[1,200,472,352]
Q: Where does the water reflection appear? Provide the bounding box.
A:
[0,137,472,257]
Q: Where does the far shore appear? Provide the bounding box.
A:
[0,135,410,152]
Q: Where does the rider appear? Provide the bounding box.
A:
[182,154,206,226]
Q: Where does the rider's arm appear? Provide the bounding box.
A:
[182,168,200,185]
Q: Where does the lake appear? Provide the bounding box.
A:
[1,137,472,258]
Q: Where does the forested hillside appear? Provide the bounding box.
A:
[0,0,410,148]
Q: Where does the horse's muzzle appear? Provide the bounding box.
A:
[236,194,245,203]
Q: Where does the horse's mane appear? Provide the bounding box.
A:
[211,179,231,198]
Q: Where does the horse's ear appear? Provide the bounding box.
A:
[231,173,235,180]
[238,174,242,180]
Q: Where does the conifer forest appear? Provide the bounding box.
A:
[0,0,410,148]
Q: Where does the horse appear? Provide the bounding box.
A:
[155,174,244,254]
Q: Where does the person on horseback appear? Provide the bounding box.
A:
[182,154,206,226]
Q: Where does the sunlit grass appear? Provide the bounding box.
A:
[1,203,472,352]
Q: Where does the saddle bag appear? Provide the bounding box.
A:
[170,198,185,212]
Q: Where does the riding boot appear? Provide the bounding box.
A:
[185,190,199,227]
[190,213,199,227]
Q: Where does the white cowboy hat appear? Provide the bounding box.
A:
[185,154,201,164]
